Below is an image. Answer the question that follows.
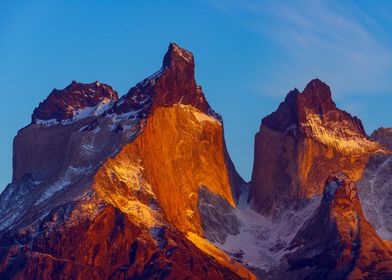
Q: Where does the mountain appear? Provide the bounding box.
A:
[249,79,384,215]
[283,172,392,280]
[1,43,392,279]
[213,79,392,278]
[0,43,253,279]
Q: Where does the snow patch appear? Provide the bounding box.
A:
[215,188,321,272]
[35,119,59,126]
[35,98,115,127]
[35,165,92,205]
[191,110,219,124]
[136,67,166,88]
[107,108,144,131]
[177,104,219,124]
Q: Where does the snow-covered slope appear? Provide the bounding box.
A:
[215,187,320,275]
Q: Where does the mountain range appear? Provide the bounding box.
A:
[1,43,392,280]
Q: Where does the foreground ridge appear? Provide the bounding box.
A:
[284,172,392,279]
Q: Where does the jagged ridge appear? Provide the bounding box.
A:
[32,81,118,125]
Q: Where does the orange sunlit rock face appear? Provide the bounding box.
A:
[0,201,245,279]
[92,104,253,279]
[250,79,386,214]
[95,104,235,235]
[0,43,251,279]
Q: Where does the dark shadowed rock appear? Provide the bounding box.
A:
[371,127,392,150]
[282,172,392,280]
[198,187,240,244]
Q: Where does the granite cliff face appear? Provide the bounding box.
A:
[249,79,384,215]
[95,104,236,236]
[0,43,252,280]
[13,82,119,183]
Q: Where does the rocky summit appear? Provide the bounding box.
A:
[32,81,118,125]
[1,43,392,280]
[249,79,384,215]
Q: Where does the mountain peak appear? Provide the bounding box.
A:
[162,43,194,68]
[303,78,330,95]
[300,78,336,115]
[262,78,366,139]
[251,79,378,215]
[32,81,118,125]
[114,43,217,119]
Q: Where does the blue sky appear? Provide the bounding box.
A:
[1,0,392,190]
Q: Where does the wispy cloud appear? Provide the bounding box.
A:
[207,0,392,96]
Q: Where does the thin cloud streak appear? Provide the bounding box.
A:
[208,0,392,97]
